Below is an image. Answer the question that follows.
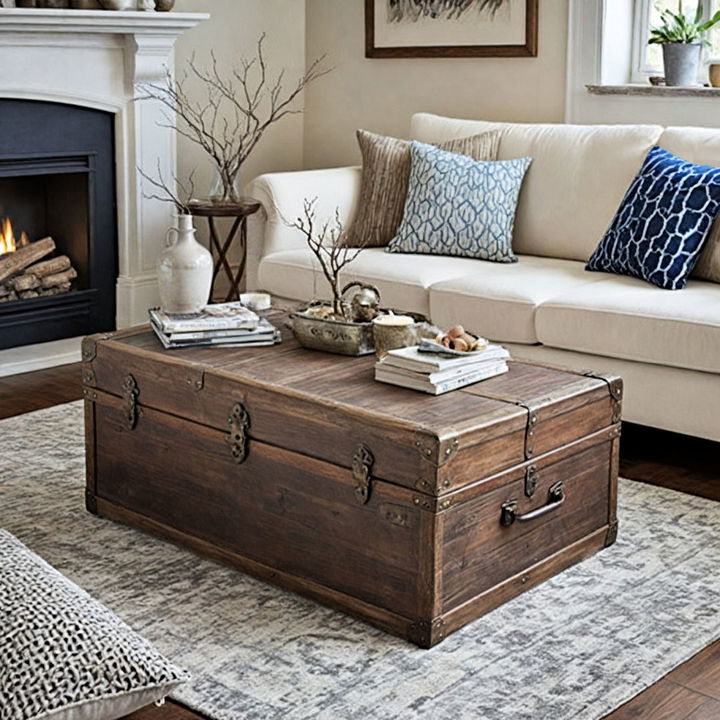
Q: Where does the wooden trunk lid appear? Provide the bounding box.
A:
[82,321,621,497]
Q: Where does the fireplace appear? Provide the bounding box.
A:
[0,100,117,351]
[0,7,206,374]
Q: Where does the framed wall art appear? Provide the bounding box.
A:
[365,0,538,58]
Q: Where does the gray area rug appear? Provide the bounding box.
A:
[1,402,719,720]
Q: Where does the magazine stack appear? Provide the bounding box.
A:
[375,342,510,395]
[150,301,280,350]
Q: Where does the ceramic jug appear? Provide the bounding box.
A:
[156,214,212,314]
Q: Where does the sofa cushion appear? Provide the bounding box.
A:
[659,126,720,284]
[344,129,500,248]
[428,255,607,344]
[535,275,720,373]
[586,146,720,290]
[258,248,487,317]
[387,142,530,263]
[659,125,720,165]
[410,113,663,263]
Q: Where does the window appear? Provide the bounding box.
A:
[631,0,720,83]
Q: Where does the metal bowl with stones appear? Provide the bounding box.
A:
[289,303,433,356]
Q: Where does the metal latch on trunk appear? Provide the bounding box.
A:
[353,444,374,505]
[122,374,139,430]
[227,402,251,464]
[524,464,539,498]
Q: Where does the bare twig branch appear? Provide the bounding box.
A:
[283,198,363,317]
[137,36,332,205]
[138,160,196,215]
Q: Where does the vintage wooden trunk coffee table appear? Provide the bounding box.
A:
[82,316,622,647]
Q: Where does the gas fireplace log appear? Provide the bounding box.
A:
[11,275,40,292]
[40,267,77,289]
[25,255,71,278]
[0,237,55,284]
[38,282,72,297]
[0,290,18,303]
[18,289,40,300]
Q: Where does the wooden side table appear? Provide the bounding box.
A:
[188,198,261,303]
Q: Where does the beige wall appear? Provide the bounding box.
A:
[172,0,306,283]
[172,1,569,176]
[173,0,307,196]
[303,0,569,168]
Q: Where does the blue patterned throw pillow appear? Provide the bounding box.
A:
[587,146,720,290]
[386,141,531,263]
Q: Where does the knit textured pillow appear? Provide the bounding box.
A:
[587,146,720,290]
[692,215,720,282]
[386,141,531,263]
[343,128,501,248]
[0,529,189,720]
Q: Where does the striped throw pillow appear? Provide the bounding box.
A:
[343,128,501,248]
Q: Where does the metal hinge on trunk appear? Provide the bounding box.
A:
[515,401,540,460]
[583,371,623,423]
[184,367,205,392]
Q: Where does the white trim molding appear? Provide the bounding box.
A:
[565,0,720,126]
[0,8,206,36]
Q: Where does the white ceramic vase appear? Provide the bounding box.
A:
[156,214,212,314]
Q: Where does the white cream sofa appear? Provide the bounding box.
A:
[246,113,720,443]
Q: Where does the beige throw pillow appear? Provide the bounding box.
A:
[343,128,501,248]
[692,215,720,282]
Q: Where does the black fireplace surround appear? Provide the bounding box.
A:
[0,100,117,351]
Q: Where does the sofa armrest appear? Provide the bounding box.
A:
[245,166,361,291]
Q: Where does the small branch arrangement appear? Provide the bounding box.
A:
[287,198,364,318]
[138,35,331,205]
[138,160,196,215]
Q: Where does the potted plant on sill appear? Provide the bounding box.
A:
[649,2,720,86]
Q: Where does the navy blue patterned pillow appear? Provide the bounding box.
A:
[587,146,720,290]
[386,141,531,263]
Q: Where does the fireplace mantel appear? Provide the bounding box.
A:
[0,8,208,376]
[0,8,207,36]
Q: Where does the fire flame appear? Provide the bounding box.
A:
[0,217,30,255]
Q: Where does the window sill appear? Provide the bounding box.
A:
[586,84,720,98]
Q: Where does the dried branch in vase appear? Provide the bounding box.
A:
[137,35,332,206]
[138,160,196,216]
[286,197,364,319]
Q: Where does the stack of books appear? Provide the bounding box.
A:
[375,343,510,395]
[150,302,280,350]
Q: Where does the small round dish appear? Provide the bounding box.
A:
[418,338,489,357]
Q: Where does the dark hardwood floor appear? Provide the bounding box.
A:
[0,362,82,420]
[2,363,718,720]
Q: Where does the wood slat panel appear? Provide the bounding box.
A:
[93,394,426,618]
[441,442,611,610]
